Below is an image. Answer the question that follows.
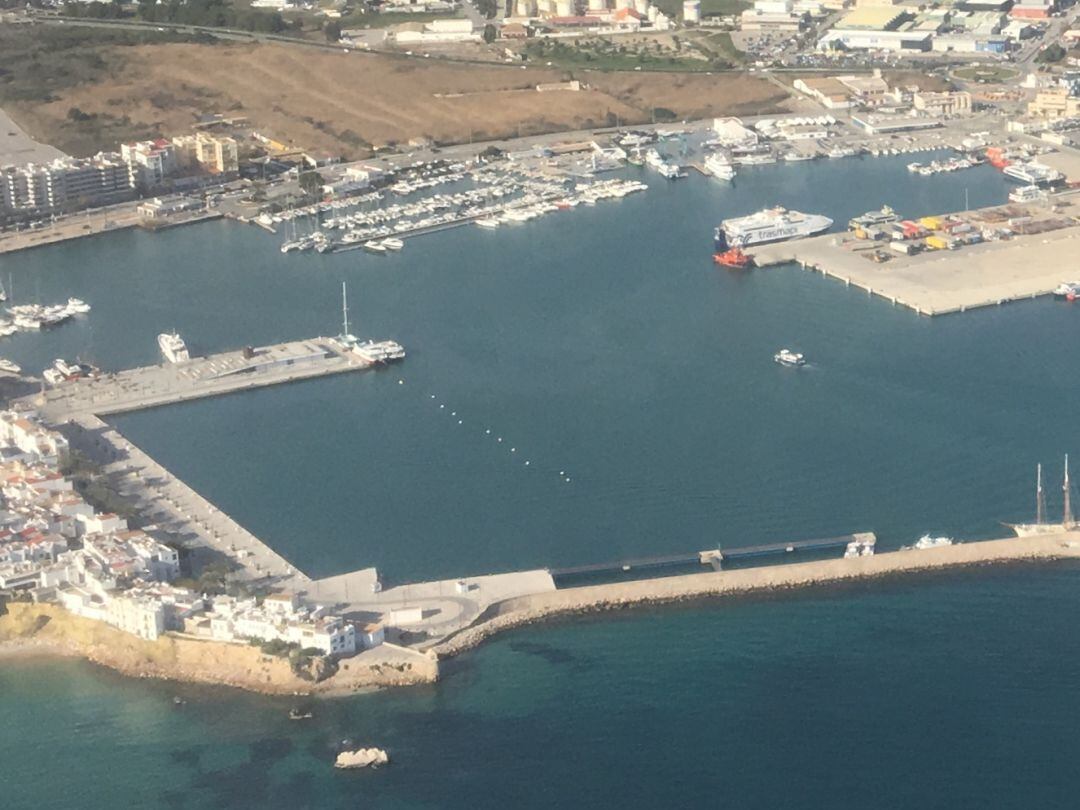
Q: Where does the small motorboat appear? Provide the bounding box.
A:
[774,349,805,367]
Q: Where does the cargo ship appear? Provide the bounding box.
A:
[715,206,832,249]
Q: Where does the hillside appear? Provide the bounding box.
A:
[0,29,793,158]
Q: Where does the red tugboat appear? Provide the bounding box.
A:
[713,246,753,269]
[712,228,754,269]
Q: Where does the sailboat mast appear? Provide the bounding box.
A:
[341,281,349,337]
[1065,455,1073,529]
[1036,463,1046,526]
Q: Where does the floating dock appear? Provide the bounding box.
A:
[20,336,386,421]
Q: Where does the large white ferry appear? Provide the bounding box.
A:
[716,206,832,248]
[158,332,190,364]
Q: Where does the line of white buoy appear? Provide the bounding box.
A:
[410,381,570,482]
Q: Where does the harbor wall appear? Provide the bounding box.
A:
[431,532,1080,657]
[0,602,438,695]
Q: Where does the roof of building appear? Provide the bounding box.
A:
[797,76,853,98]
[838,6,906,28]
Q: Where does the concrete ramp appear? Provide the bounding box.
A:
[307,568,381,603]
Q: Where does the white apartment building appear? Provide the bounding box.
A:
[121,139,177,189]
[0,153,134,216]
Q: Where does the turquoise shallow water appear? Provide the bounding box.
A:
[3,153,1079,807]
[4,564,1080,809]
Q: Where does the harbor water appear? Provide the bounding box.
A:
[3,153,1080,807]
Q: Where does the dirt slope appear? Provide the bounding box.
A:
[4,38,792,158]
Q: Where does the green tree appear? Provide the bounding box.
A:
[298,171,323,196]
[482,23,496,44]
[1037,43,1066,64]
[325,19,342,42]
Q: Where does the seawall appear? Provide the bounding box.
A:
[431,531,1080,657]
[0,603,438,695]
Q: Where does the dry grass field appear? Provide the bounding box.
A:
[0,30,792,158]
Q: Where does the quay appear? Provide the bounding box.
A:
[749,196,1080,317]
[62,413,310,589]
[18,336,381,422]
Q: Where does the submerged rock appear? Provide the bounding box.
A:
[334,747,390,769]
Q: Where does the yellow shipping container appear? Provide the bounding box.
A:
[925,235,950,251]
[920,216,942,230]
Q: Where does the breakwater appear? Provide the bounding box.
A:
[431,531,1080,658]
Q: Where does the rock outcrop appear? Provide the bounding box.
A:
[335,748,390,769]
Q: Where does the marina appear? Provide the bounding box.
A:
[269,162,649,256]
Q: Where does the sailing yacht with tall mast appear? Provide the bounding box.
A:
[335,281,405,364]
[1008,458,1075,536]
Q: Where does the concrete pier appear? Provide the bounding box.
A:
[750,199,1080,317]
[20,336,377,421]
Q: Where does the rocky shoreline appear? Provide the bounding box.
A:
[5,532,1079,696]
[0,603,438,696]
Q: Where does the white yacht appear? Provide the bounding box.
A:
[912,535,954,550]
[0,358,20,375]
[158,332,190,364]
[705,153,736,181]
[1009,185,1045,204]
[1003,161,1063,186]
[381,237,404,251]
[475,217,501,229]
[352,339,407,364]
[719,206,832,247]
[66,298,91,314]
[363,240,388,254]
[774,349,805,367]
[644,148,666,169]
[658,163,687,180]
